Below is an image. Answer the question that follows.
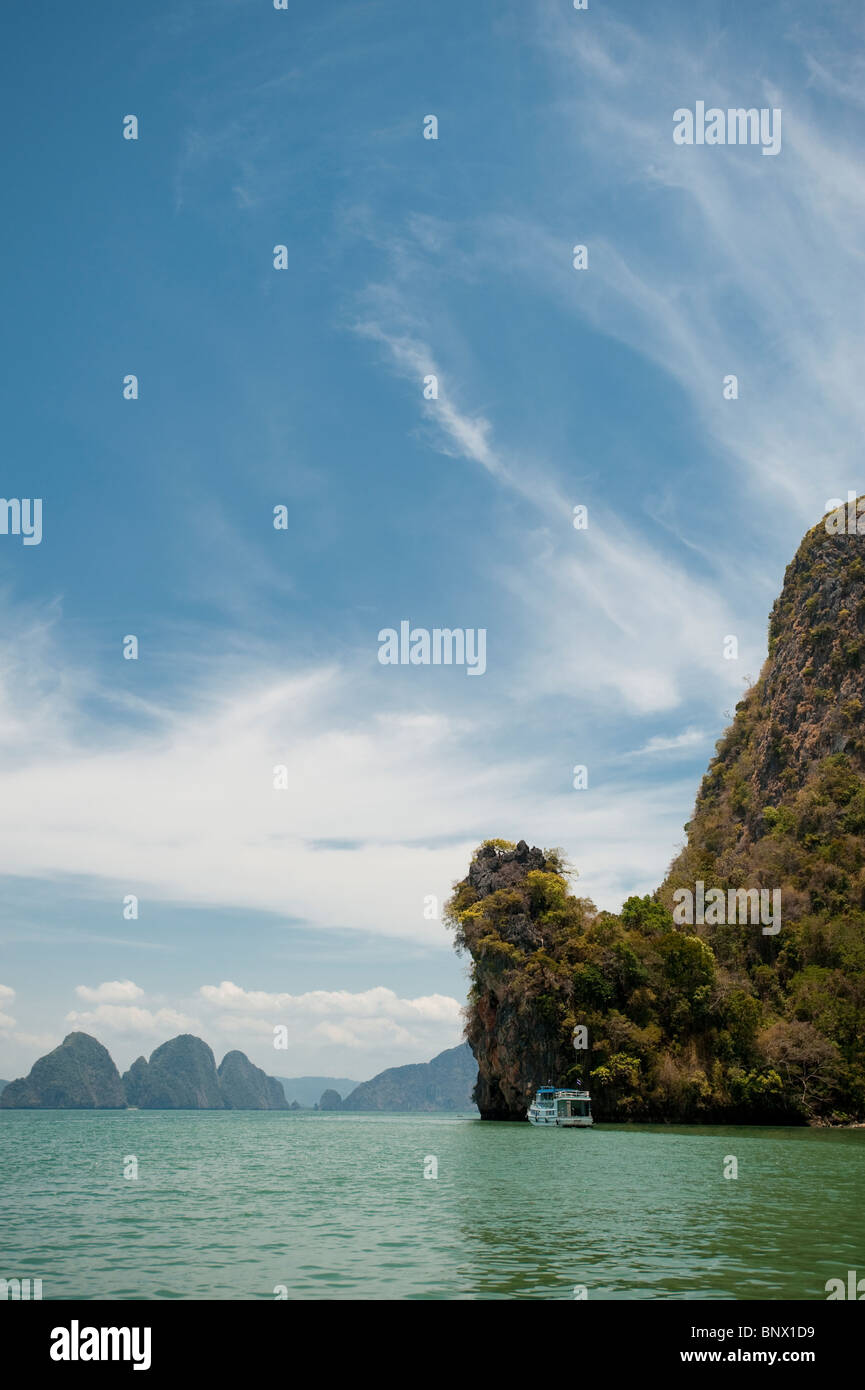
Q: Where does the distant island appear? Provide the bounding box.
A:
[274,1075,360,1107]
[447,511,865,1126]
[0,1033,477,1112]
[338,1042,475,1111]
[0,1032,288,1110]
[274,1046,476,1111]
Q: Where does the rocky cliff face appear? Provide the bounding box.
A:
[339,1041,477,1112]
[662,515,865,926]
[467,843,575,1120]
[447,843,591,1120]
[448,513,865,1124]
[218,1050,288,1109]
[0,1032,126,1109]
[122,1035,224,1109]
[743,515,865,807]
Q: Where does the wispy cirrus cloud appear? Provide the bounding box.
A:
[525,3,865,520]
[346,5,865,730]
[630,729,709,757]
[350,302,749,715]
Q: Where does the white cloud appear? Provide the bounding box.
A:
[353,322,511,486]
[631,729,708,756]
[7,1031,57,1053]
[64,1005,198,1036]
[0,984,15,1003]
[200,980,460,1022]
[0,622,711,945]
[74,980,145,1004]
[0,660,538,938]
[200,981,464,1058]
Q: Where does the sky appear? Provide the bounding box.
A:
[1,0,863,1083]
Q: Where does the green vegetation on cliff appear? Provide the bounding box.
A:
[0,1033,126,1109]
[448,840,860,1124]
[448,513,865,1125]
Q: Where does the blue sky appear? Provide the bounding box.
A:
[1,0,863,1082]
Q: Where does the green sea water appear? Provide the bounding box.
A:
[1,1111,862,1300]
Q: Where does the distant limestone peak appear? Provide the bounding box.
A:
[218,1050,288,1110]
[0,1032,126,1109]
[121,1035,224,1109]
[339,1042,477,1112]
[3,1032,295,1110]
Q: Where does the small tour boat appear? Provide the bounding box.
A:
[527,1085,593,1127]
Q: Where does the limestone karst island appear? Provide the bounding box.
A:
[445,510,865,1126]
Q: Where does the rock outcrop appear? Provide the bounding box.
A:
[122,1035,224,1109]
[218,1050,288,1109]
[448,843,586,1120]
[0,1032,126,1109]
[662,512,865,923]
[339,1042,478,1112]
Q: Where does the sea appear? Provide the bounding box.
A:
[1,1111,862,1300]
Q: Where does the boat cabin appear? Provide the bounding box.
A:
[528,1085,593,1127]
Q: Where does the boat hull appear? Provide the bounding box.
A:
[528,1114,593,1126]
